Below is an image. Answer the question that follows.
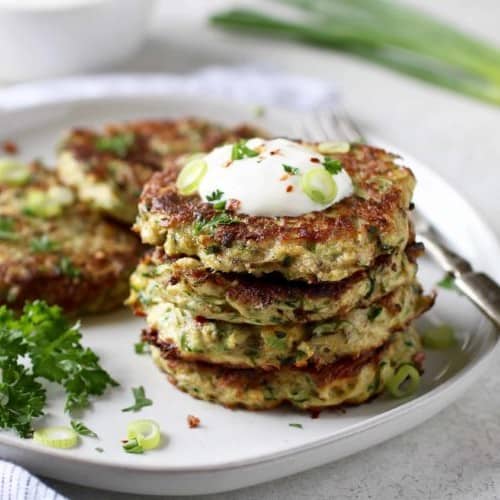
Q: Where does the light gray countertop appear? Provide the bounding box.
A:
[24,1,500,498]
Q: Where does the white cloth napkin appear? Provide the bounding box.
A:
[0,65,337,111]
[0,65,337,499]
[0,461,66,500]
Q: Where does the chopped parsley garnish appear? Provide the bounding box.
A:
[0,216,17,241]
[437,273,456,290]
[206,189,226,210]
[71,420,98,438]
[121,386,153,412]
[193,213,239,235]
[95,447,104,453]
[95,132,134,157]
[323,157,343,175]
[59,257,81,279]
[0,301,117,437]
[134,342,149,355]
[231,140,259,161]
[122,437,144,454]
[289,423,303,429]
[283,164,300,175]
[30,235,57,253]
[367,305,383,321]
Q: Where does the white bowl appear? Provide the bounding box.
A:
[0,0,154,82]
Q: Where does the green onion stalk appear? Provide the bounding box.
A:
[211,0,500,106]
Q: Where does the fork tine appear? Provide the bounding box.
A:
[300,112,329,141]
[298,107,364,143]
[333,108,365,143]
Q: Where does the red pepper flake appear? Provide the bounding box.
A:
[270,149,281,156]
[195,315,208,324]
[309,409,321,419]
[286,185,293,193]
[187,415,201,428]
[310,157,320,163]
[2,140,18,155]
[412,351,426,369]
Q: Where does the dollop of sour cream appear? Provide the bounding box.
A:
[197,138,354,217]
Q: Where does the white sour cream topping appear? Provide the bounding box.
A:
[198,138,354,217]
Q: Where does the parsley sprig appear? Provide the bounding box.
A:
[0,301,117,437]
[206,189,227,210]
[231,140,259,161]
[323,157,343,175]
[121,386,153,412]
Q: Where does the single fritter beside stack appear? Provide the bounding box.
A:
[129,138,434,410]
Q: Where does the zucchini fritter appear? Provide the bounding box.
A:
[129,243,423,325]
[0,163,141,314]
[57,119,262,224]
[149,329,422,410]
[136,143,415,283]
[138,284,433,370]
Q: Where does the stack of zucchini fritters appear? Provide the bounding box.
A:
[129,141,434,411]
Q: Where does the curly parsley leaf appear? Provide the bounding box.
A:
[18,301,117,413]
[231,140,258,161]
[0,301,117,436]
[323,157,343,175]
[95,132,135,157]
[71,420,98,438]
[121,386,153,413]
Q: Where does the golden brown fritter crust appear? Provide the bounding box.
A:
[129,243,423,324]
[136,143,415,282]
[0,164,141,314]
[58,118,262,224]
[150,329,423,410]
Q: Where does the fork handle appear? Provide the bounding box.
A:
[454,272,500,330]
[419,232,500,330]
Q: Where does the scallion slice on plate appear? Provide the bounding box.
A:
[126,419,161,450]
[33,426,78,449]
[387,364,420,398]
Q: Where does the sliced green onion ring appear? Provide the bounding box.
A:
[176,158,207,195]
[300,167,338,204]
[0,158,31,186]
[33,426,78,449]
[127,419,161,450]
[317,141,350,154]
[387,364,420,398]
[422,324,456,349]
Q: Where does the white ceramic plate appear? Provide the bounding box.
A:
[0,77,498,496]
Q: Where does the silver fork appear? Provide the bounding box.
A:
[300,108,500,330]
